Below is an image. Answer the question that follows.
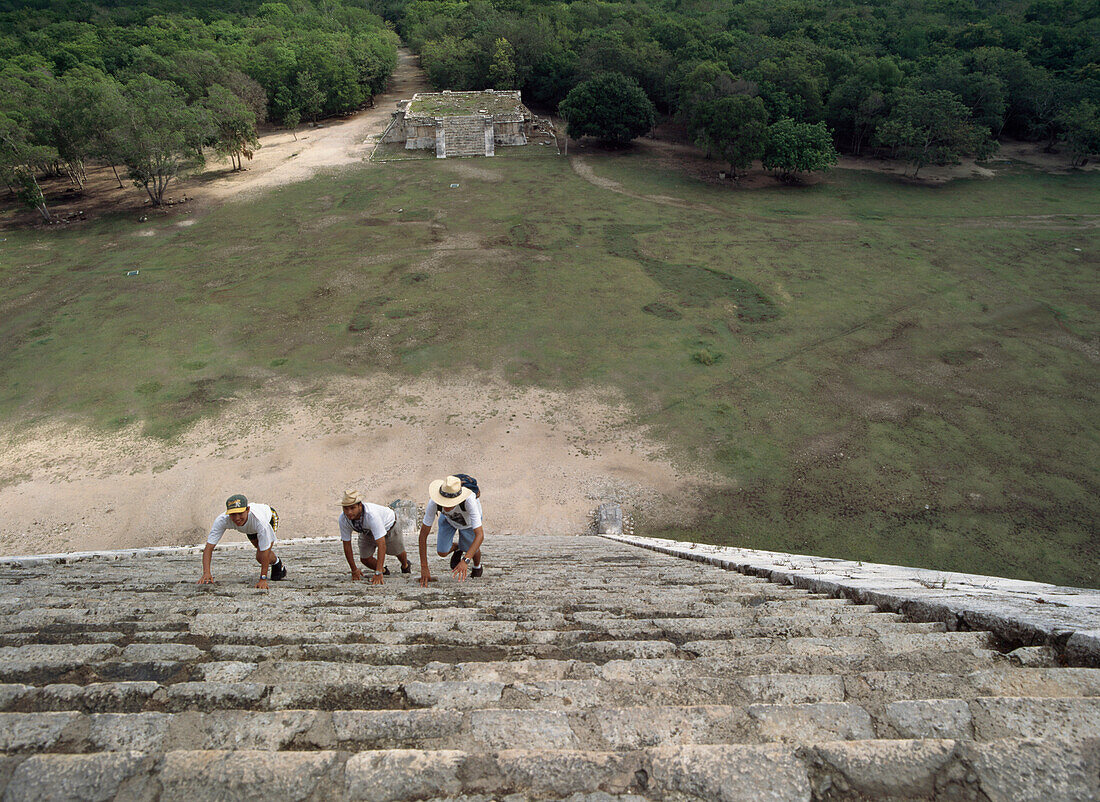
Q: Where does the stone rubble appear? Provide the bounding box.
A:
[0,535,1098,800]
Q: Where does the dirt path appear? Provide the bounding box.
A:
[196,48,431,201]
[570,155,723,213]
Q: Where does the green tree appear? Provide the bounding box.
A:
[762,118,839,182]
[488,37,517,90]
[205,84,259,171]
[874,88,995,177]
[0,64,90,190]
[295,69,324,122]
[59,65,128,189]
[694,95,768,180]
[420,35,477,91]
[558,72,657,145]
[827,75,889,155]
[676,60,739,132]
[0,111,54,222]
[115,75,211,206]
[1057,100,1100,166]
[283,108,301,140]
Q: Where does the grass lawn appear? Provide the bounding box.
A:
[1,151,1097,586]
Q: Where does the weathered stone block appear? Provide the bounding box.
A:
[344,749,464,801]
[883,699,973,739]
[404,680,503,709]
[961,738,1100,802]
[0,684,31,711]
[159,750,343,801]
[0,712,81,752]
[3,751,157,802]
[492,749,640,797]
[120,644,205,663]
[647,743,811,802]
[332,709,462,747]
[0,644,119,682]
[164,682,266,711]
[747,702,875,743]
[468,709,577,750]
[970,697,1100,740]
[88,712,171,751]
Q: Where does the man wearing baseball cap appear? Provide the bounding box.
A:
[418,475,484,587]
[338,489,412,585]
[199,494,287,589]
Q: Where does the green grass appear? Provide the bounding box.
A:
[407,90,524,116]
[1,154,1097,586]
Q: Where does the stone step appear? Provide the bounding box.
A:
[4,616,946,646]
[8,667,1099,715]
[3,739,1097,801]
[683,630,994,657]
[0,647,1008,692]
[0,631,1000,685]
[1,595,882,627]
[6,698,1100,755]
[197,644,1004,685]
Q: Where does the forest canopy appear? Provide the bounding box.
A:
[0,0,398,214]
[381,0,1099,163]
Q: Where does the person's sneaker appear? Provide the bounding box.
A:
[450,550,464,570]
[400,562,411,574]
[271,560,287,581]
[470,565,483,578]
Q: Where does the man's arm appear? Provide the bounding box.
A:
[343,540,362,580]
[199,542,215,584]
[371,536,387,585]
[452,526,484,580]
[256,548,272,589]
[418,523,433,587]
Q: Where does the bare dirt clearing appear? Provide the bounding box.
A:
[0,377,724,556]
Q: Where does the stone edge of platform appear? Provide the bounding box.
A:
[0,537,330,567]
[602,534,1100,667]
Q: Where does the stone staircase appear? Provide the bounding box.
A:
[439,116,490,158]
[1,535,1098,800]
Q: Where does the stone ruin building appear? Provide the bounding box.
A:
[381,89,536,158]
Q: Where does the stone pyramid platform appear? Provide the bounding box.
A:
[1,535,1098,800]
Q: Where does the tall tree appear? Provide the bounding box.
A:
[0,111,54,222]
[1057,100,1100,166]
[488,37,517,90]
[295,69,324,122]
[874,88,995,177]
[695,95,769,179]
[115,75,210,206]
[205,84,259,172]
[558,72,657,145]
[827,76,889,156]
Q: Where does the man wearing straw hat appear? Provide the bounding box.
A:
[338,490,412,585]
[418,474,484,587]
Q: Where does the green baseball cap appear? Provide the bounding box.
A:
[225,494,249,514]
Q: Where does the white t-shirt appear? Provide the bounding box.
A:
[423,495,483,530]
[338,502,396,542]
[207,503,276,551]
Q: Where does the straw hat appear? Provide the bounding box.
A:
[429,475,471,507]
[339,489,362,507]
